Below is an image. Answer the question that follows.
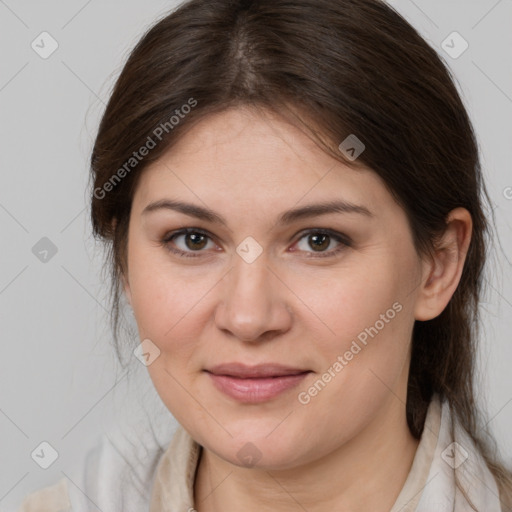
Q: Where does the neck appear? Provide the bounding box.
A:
[193,395,420,512]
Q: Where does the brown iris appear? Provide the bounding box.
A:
[185,232,208,250]
[308,233,330,251]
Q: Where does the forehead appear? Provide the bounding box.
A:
[131,107,398,222]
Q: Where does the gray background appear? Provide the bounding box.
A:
[0,0,511,509]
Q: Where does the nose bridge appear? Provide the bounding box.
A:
[231,252,270,299]
[215,251,290,341]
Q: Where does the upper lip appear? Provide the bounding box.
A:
[205,363,310,378]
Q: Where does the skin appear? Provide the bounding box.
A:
[122,106,472,512]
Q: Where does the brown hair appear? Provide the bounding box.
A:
[89,0,512,508]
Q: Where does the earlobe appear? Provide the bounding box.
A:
[414,207,472,321]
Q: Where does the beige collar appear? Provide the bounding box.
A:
[149,422,202,512]
[149,394,502,512]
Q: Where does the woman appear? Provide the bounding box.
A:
[15,0,512,510]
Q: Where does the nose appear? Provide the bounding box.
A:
[214,254,293,343]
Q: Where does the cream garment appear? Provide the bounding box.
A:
[12,394,503,512]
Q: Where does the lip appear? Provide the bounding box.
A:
[205,363,311,403]
[206,362,309,378]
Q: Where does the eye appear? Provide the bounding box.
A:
[162,228,218,258]
[292,229,351,258]
[161,227,351,259]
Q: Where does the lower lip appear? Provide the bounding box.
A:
[206,371,310,403]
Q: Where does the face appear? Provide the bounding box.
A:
[123,106,426,470]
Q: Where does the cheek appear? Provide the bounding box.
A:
[128,250,218,358]
[127,258,213,420]
[293,255,414,398]
[297,275,411,435]
[131,273,197,337]
[294,262,403,345]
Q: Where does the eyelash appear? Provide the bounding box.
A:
[161,227,352,259]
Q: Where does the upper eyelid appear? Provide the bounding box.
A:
[163,227,216,244]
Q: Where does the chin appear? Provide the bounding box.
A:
[202,426,311,471]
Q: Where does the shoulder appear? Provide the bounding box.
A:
[13,426,168,512]
[72,429,167,510]
[15,476,70,512]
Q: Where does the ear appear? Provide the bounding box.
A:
[414,207,472,321]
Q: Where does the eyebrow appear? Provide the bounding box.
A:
[141,198,374,226]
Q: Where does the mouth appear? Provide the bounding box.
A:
[206,362,310,378]
[204,363,312,403]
